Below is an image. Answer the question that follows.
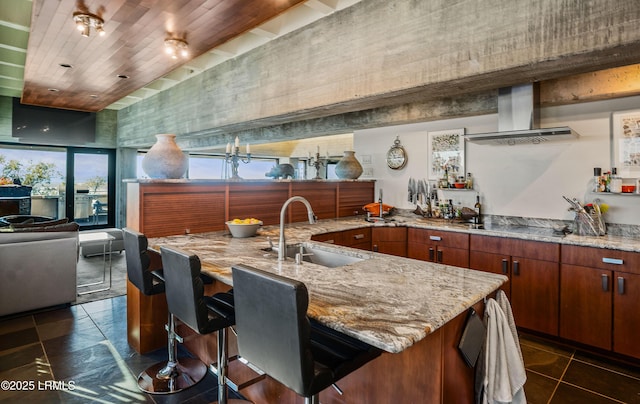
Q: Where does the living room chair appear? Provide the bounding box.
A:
[231,263,382,404]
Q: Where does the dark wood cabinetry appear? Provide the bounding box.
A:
[311,227,372,250]
[340,227,372,250]
[372,227,407,257]
[560,244,640,358]
[470,235,559,335]
[407,228,469,267]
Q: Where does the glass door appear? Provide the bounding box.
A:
[66,148,115,229]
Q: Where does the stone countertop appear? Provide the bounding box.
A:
[148,212,639,354]
[149,218,507,354]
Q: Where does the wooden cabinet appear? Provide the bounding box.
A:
[372,227,406,257]
[340,227,372,250]
[407,228,469,267]
[311,227,372,250]
[560,244,640,358]
[470,235,559,335]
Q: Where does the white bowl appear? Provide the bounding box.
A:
[225,221,263,238]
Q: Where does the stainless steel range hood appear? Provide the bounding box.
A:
[465,84,579,145]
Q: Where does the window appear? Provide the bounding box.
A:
[0,143,115,228]
[137,153,280,180]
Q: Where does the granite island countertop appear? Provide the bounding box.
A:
[149,218,507,354]
[148,213,640,354]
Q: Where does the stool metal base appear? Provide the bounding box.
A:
[137,358,206,394]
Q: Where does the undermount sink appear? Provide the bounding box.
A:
[272,243,367,268]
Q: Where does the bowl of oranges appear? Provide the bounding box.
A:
[225,218,263,238]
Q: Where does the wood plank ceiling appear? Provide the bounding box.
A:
[21,0,306,112]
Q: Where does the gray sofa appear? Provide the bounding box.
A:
[0,227,79,317]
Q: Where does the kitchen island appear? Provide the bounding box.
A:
[137,218,507,403]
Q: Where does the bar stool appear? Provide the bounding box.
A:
[160,246,244,402]
[123,228,178,394]
[231,263,382,404]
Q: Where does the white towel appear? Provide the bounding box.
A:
[477,298,527,404]
[496,290,523,364]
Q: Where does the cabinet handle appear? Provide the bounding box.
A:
[354,234,365,240]
[618,276,625,295]
[429,235,442,241]
[373,244,378,252]
[437,250,443,263]
[429,247,435,261]
[602,257,623,265]
[501,259,509,275]
[601,274,609,292]
[512,260,520,276]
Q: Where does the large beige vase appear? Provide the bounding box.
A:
[141,134,188,179]
[335,150,363,179]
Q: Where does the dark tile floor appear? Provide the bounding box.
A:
[1,297,640,403]
[0,296,245,403]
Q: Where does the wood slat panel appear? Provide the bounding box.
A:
[228,182,290,225]
[337,181,374,217]
[23,0,305,111]
[290,181,337,222]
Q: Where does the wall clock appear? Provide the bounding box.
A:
[386,136,407,170]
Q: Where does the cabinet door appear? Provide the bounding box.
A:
[560,264,612,350]
[510,257,559,335]
[469,250,510,298]
[310,231,341,244]
[438,246,469,268]
[407,241,431,261]
[341,228,372,249]
[373,242,407,257]
[613,271,640,359]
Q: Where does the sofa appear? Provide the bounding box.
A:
[0,220,79,317]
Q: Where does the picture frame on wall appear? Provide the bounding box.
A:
[427,128,465,181]
[611,109,640,177]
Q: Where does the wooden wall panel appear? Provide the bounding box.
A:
[136,183,227,237]
[337,181,375,217]
[290,182,338,222]
[126,181,375,237]
[228,182,290,226]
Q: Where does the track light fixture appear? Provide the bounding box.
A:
[73,11,105,37]
[164,38,189,59]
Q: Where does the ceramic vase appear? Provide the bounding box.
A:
[141,134,188,179]
[335,151,363,179]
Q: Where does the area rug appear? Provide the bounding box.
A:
[75,251,128,304]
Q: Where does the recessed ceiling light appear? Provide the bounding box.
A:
[59,63,73,68]
[48,88,59,92]
[90,94,98,98]
[117,74,129,79]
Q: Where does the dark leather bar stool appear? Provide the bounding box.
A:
[123,228,174,394]
[231,263,382,404]
[160,246,243,402]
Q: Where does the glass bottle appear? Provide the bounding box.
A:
[610,167,622,193]
[474,194,482,225]
[465,172,473,189]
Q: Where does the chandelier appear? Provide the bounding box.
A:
[73,11,105,37]
[164,38,189,59]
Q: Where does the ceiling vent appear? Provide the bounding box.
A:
[465,84,579,145]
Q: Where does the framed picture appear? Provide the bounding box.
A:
[611,110,640,177]
[427,128,465,181]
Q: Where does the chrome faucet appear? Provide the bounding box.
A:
[278,196,317,261]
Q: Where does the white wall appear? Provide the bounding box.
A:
[354,96,640,225]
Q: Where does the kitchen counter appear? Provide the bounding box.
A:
[148,212,640,354]
[149,220,506,354]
